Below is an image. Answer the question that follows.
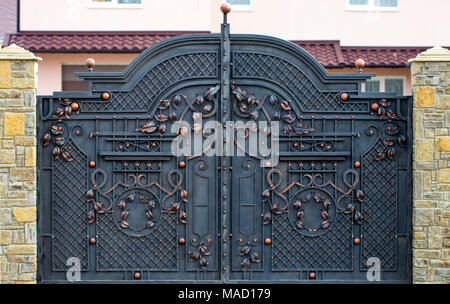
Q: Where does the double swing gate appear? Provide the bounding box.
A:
[37,17,412,283]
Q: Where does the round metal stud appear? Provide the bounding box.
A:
[178,237,186,245]
[354,161,361,168]
[264,238,271,245]
[71,102,79,111]
[340,93,349,101]
[89,237,96,245]
[134,272,141,279]
[101,92,110,101]
[354,238,361,245]
[220,2,231,14]
[371,102,380,111]
[178,161,186,168]
[89,161,96,168]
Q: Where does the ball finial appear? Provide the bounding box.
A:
[355,58,365,72]
[220,2,231,14]
[85,58,95,71]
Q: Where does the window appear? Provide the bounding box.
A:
[88,0,143,9]
[62,65,127,91]
[346,0,399,11]
[226,0,252,11]
[362,77,405,95]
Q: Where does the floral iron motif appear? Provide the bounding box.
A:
[231,84,314,136]
[293,190,333,232]
[137,85,220,135]
[52,98,81,120]
[237,236,261,269]
[42,124,73,162]
[366,121,407,161]
[188,236,213,269]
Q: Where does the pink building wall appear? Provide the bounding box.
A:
[20,0,443,94]
[20,0,450,46]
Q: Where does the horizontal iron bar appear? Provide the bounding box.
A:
[279,152,350,156]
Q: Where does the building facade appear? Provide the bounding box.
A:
[2,0,450,95]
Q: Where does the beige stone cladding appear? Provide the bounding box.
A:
[0,44,40,284]
[410,46,450,283]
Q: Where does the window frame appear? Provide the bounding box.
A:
[226,0,253,11]
[87,0,143,9]
[362,76,405,95]
[345,0,399,12]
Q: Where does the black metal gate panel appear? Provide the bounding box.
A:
[37,20,412,283]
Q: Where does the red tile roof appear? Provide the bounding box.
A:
[291,40,345,67]
[3,31,445,68]
[3,31,209,53]
[340,47,428,68]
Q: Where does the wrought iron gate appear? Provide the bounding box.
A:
[37,14,412,283]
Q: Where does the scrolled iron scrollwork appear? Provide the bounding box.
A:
[262,168,364,234]
[87,169,189,236]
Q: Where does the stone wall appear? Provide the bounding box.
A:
[0,44,39,284]
[410,46,450,283]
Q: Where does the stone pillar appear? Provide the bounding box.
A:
[410,46,450,283]
[0,44,40,284]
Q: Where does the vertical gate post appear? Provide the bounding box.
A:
[410,46,450,283]
[0,44,40,283]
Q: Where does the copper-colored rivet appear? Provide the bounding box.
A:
[71,102,79,111]
[354,238,361,245]
[340,93,349,101]
[309,272,316,279]
[89,161,96,168]
[178,161,185,168]
[354,161,361,168]
[178,237,186,245]
[101,92,110,101]
[371,102,380,111]
[220,2,231,14]
[134,272,141,279]
[264,238,271,245]
[89,237,96,245]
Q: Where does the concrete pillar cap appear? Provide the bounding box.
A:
[0,44,42,61]
[409,46,450,63]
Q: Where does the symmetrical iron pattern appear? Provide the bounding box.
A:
[361,139,397,270]
[38,20,411,283]
[232,52,368,112]
[52,138,88,270]
[84,52,218,112]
